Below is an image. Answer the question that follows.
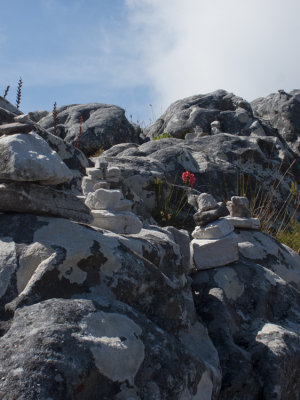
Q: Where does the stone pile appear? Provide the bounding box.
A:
[225,196,260,229]
[190,193,239,270]
[82,158,143,234]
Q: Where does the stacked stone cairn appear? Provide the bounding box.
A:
[190,193,239,270]
[82,158,142,234]
[225,196,260,229]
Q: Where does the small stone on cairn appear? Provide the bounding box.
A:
[190,193,239,270]
[225,196,260,229]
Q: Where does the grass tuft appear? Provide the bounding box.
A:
[153,132,172,140]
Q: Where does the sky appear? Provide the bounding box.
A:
[0,0,299,125]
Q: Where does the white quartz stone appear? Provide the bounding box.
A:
[82,176,96,195]
[86,167,104,180]
[91,210,142,234]
[197,193,218,212]
[114,199,133,211]
[85,189,122,210]
[192,218,234,239]
[225,216,260,229]
[190,233,239,270]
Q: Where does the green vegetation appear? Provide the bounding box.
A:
[276,219,300,254]
[153,132,172,140]
[152,172,196,228]
[91,148,105,157]
[237,160,300,254]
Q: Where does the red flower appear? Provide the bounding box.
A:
[182,171,196,188]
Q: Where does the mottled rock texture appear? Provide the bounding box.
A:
[252,89,300,156]
[0,214,221,400]
[38,103,142,156]
[192,259,300,400]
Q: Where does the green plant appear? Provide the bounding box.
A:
[276,219,300,254]
[91,148,105,157]
[153,132,172,140]
[75,116,83,148]
[152,171,196,228]
[16,77,22,109]
[236,159,300,253]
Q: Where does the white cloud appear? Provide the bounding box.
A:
[125,0,300,112]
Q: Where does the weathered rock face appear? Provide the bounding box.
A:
[236,229,300,291]
[0,182,91,223]
[99,132,300,224]
[192,258,300,399]
[0,133,73,185]
[252,90,300,156]
[0,100,90,193]
[0,298,218,400]
[145,90,259,139]
[0,213,221,399]
[0,91,299,399]
[38,103,142,156]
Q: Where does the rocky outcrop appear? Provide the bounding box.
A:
[252,89,300,156]
[192,257,300,400]
[0,91,299,399]
[98,132,299,225]
[0,104,89,192]
[0,132,73,185]
[0,213,221,399]
[145,90,261,139]
[38,103,142,156]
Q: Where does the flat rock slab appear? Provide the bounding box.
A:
[192,217,234,239]
[0,122,34,135]
[91,209,142,234]
[194,202,229,226]
[86,167,104,180]
[190,233,239,270]
[0,182,92,223]
[225,216,260,229]
[0,132,73,185]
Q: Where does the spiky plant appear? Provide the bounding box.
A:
[16,78,22,109]
[3,85,10,99]
[75,116,83,148]
[53,102,58,136]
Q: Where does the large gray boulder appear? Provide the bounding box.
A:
[0,297,220,400]
[145,90,260,139]
[38,103,142,156]
[0,213,221,399]
[192,257,300,399]
[0,102,90,193]
[236,229,300,291]
[252,90,300,156]
[0,132,73,185]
